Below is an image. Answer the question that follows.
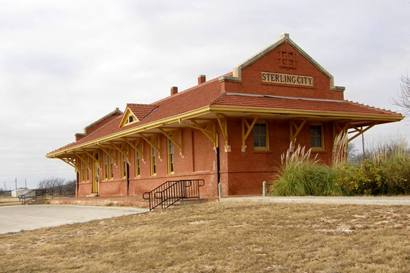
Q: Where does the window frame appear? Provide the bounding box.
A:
[150,146,157,176]
[252,121,270,152]
[167,139,175,174]
[135,147,141,177]
[309,123,325,152]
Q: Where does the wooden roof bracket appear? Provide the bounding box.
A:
[80,150,101,170]
[289,120,306,144]
[348,124,375,143]
[123,139,145,164]
[58,156,76,168]
[111,143,131,165]
[241,117,258,152]
[159,128,184,158]
[187,120,218,150]
[216,114,231,152]
[139,133,162,160]
[97,144,115,163]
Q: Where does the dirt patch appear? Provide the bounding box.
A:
[0,202,409,273]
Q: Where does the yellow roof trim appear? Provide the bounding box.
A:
[209,105,404,122]
[47,106,211,158]
[119,108,139,127]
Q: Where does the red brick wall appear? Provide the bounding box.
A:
[77,119,336,199]
[77,128,219,199]
[222,41,343,100]
[224,119,335,195]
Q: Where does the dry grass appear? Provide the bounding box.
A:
[0,197,19,206]
[0,202,409,273]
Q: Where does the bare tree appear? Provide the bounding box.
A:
[396,76,410,114]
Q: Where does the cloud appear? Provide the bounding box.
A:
[0,0,409,189]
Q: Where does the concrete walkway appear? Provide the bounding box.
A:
[222,196,410,206]
[0,205,148,234]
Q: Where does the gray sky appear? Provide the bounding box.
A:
[0,0,409,189]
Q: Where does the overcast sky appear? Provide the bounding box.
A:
[0,0,409,189]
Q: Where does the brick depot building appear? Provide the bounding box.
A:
[47,34,403,199]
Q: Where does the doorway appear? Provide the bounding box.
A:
[126,163,130,196]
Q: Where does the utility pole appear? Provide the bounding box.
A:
[361,131,366,158]
[15,178,17,191]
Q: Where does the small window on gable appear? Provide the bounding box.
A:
[120,108,138,127]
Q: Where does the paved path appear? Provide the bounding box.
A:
[0,205,148,234]
[222,196,410,206]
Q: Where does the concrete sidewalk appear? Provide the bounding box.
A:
[0,205,148,234]
[221,196,410,206]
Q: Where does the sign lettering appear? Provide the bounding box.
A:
[261,72,314,87]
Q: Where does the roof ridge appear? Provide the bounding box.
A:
[84,108,122,131]
[83,114,123,141]
[126,103,158,107]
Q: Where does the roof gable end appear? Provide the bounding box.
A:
[119,107,139,127]
[222,33,343,91]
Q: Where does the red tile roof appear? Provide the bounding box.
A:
[48,81,403,156]
[126,104,158,121]
[212,93,402,117]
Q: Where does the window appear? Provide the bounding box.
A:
[121,154,127,178]
[253,123,269,151]
[103,154,109,180]
[167,139,175,174]
[80,161,86,182]
[86,160,90,181]
[310,124,324,150]
[109,161,114,179]
[128,116,134,123]
[135,148,141,176]
[151,147,157,175]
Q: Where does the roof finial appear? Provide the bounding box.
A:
[281,33,290,39]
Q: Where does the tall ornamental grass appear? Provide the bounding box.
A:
[272,143,340,196]
[272,140,410,196]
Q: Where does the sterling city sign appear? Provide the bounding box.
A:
[261,72,314,87]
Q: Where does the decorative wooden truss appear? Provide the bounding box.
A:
[187,120,218,149]
[289,120,306,143]
[347,125,374,143]
[159,128,184,157]
[241,117,258,152]
[216,115,231,152]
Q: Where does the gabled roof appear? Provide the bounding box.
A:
[84,108,122,135]
[211,93,403,121]
[221,33,343,91]
[127,104,158,121]
[47,34,403,157]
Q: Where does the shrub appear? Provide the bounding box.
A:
[272,143,340,196]
[273,141,410,196]
[272,162,339,196]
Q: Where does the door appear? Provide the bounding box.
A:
[126,163,130,195]
[76,171,79,197]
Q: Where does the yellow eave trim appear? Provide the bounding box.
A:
[209,105,404,122]
[48,104,403,158]
[47,106,211,158]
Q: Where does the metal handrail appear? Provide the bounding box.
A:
[143,179,205,211]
